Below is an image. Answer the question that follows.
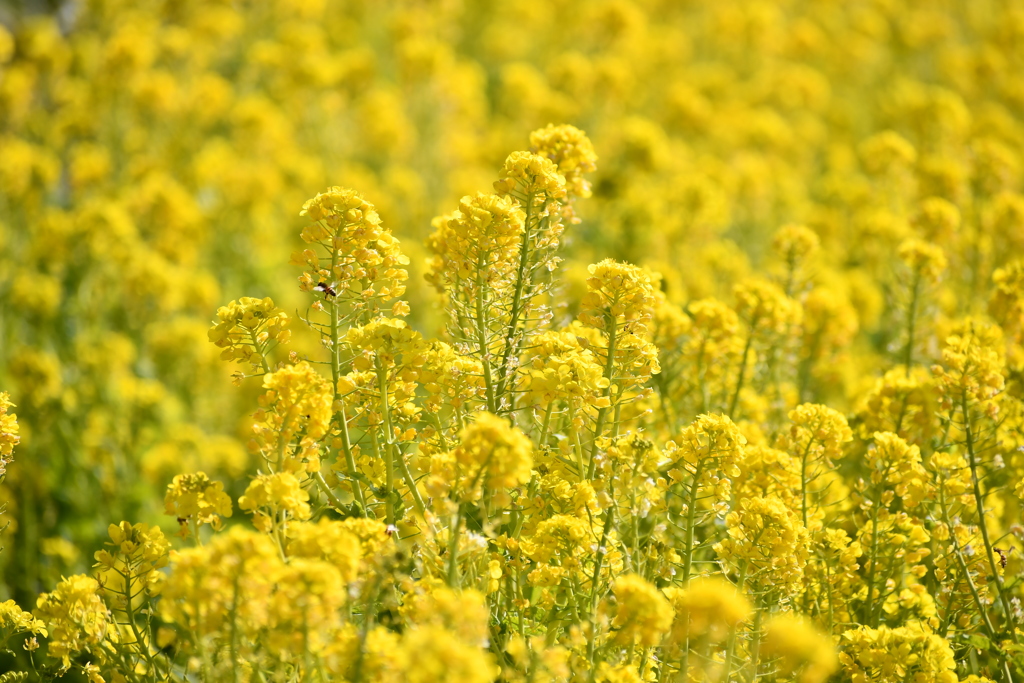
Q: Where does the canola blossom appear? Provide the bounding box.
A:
[1,1,1024,682]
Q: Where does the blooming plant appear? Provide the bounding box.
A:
[1,2,1024,683]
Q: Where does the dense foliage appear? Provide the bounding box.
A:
[1,1,1024,681]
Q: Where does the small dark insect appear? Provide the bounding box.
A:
[314,281,338,299]
[994,547,1009,568]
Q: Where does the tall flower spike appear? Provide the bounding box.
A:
[578,259,657,337]
[208,296,290,374]
[425,192,525,340]
[164,472,233,537]
[295,186,410,323]
[529,123,598,223]
[251,361,334,473]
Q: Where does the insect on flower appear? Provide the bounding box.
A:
[314,281,338,299]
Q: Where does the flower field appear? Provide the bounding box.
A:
[1,0,1024,681]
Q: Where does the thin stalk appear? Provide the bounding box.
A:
[331,291,366,508]
[586,494,616,682]
[962,393,1018,633]
[448,507,463,587]
[681,460,706,585]
[588,320,619,480]
[376,360,397,526]
[936,483,1014,682]
[903,272,921,374]
[728,315,760,419]
[494,190,538,407]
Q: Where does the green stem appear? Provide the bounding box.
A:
[903,273,920,374]
[962,393,1018,633]
[587,321,619,480]
[936,481,1012,683]
[331,295,366,509]
[376,360,397,526]
[728,315,760,419]
[681,460,706,585]
[448,507,463,587]
[586,486,616,681]
[494,190,538,409]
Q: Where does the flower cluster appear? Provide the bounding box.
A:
[5,2,1024,679]
[163,471,233,537]
[207,297,290,373]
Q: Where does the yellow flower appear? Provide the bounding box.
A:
[159,526,281,647]
[865,432,931,508]
[426,192,525,299]
[207,296,290,371]
[0,599,47,642]
[164,471,233,534]
[663,577,751,646]
[932,319,1005,415]
[714,496,810,598]
[610,574,673,647]
[898,238,947,283]
[399,625,499,683]
[839,622,959,683]
[579,259,657,337]
[495,151,567,199]
[0,393,19,476]
[451,412,533,495]
[238,472,312,531]
[772,223,819,263]
[529,123,597,199]
[35,575,113,669]
[295,186,410,316]
[252,361,334,473]
[404,585,490,646]
[761,613,837,683]
[666,413,746,510]
[286,519,362,583]
[733,276,802,335]
[860,130,917,176]
[784,403,852,466]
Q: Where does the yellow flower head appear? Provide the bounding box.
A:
[784,403,852,466]
[164,471,233,533]
[295,186,410,314]
[529,123,598,200]
[913,197,960,243]
[663,577,751,645]
[990,260,1024,336]
[840,623,958,683]
[761,613,838,683]
[452,412,533,493]
[239,472,312,532]
[253,361,334,473]
[866,432,931,507]
[932,319,1005,414]
[860,130,917,176]
[772,223,819,263]
[610,574,673,647]
[0,599,47,640]
[579,259,657,336]
[733,277,802,333]
[495,151,567,199]
[35,575,112,668]
[898,238,947,283]
[426,192,525,296]
[0,392,19,476]
[286,519,362,584]
[207,296,290,371]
